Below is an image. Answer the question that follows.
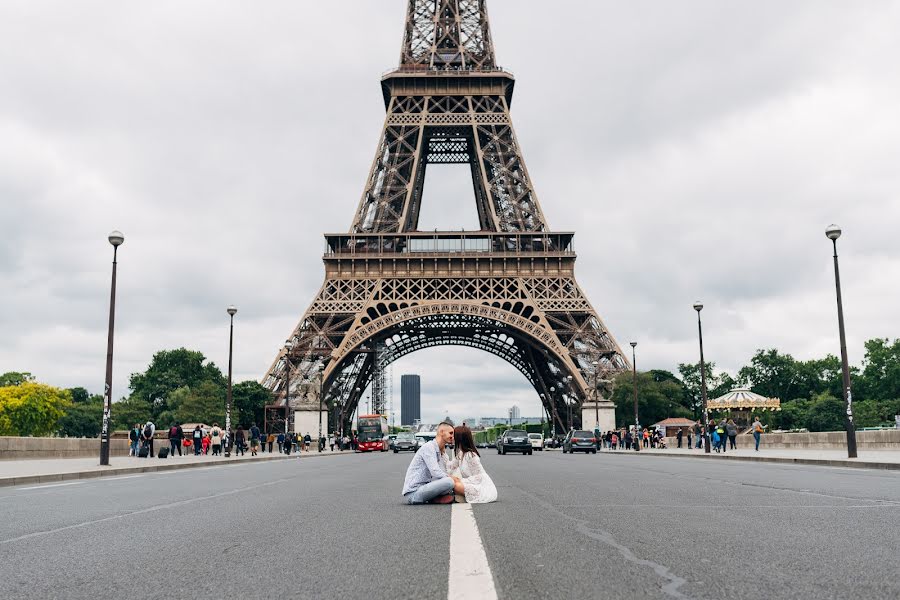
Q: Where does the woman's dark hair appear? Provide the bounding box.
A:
[453,425,479,457]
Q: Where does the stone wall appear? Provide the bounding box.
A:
[0,437,133,460]
[665,429,900,450]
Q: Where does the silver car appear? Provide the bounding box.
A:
[392,433,419,453]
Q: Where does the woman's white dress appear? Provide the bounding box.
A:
[447,452,498,504]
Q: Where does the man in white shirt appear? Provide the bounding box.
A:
[402,422,463,504]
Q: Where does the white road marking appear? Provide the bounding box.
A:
[17,481,85,491]
[448,503,498,600]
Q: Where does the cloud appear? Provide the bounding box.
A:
[1,1,898,426]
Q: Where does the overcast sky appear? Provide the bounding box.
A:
[1,1,898,425]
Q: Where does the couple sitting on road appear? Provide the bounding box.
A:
[402,422,498,505]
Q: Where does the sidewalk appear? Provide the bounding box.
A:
[0,447,352,487]
[602,445,900,470]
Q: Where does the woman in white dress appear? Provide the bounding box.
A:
[447,426,498,504]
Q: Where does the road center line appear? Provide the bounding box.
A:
[17,481,85,491]
[448,503,497,600]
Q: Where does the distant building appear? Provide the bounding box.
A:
[479,416,542,427]
[509,405,521,419]
[400,375,421,426]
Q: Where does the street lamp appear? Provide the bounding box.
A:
[283,341,293,436]
[592,360,600,430]
[100,230,124,467]
[550,386,556,440]
[317,363,325,452]
[224,306,237,457]
[694,302,711,454]
[826,225,858,458]
[631,342,640,452]
[564,375,574,430]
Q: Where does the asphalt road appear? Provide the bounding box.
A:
[1,450,898,599]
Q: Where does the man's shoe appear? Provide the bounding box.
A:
[430,494,455,504]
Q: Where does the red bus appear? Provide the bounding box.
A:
[356,414,389,452]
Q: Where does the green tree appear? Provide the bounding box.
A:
[611,371,692,428]
[0,372,35,387]
[111,397,152,431]
[804,393,845,432]
[57,387,104,437]
[856,338,900,402]
[0,382,71,436]
[128,348,226,421]
[174,382,226,426]
[232,380,272,428]
[678,362,735,417]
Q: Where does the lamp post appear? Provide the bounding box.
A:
[564,375,574,430]
[317,364,325,452]
[550,386,556,441]
[631,342,640,452]
[592,360,600,429]
[100,230,124,467]
[694,302,711,454]
[224,306,237,457]
[826,225,857,458]
[283,341,293,436]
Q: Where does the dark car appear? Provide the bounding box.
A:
[563,430,597,454]
[392,433,419,453]
[498,429,532,455]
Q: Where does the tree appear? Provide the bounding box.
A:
[57,387,104,437]
[128,348,226,422]
[0,383,71,436]
[678,362,735,417]
[174,382,226,426]
[611,371,692,428]
[111,397,152,431]
[856,338,900,402]
[804,393,845,432]
[0,372,35,387]
[232,381,272,428]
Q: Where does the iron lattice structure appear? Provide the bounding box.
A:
[263,0,629,433]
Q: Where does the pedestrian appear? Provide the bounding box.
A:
[277,432,285,453]
[192,425,203,455]
[329,435,336,452]
[752,416,766,451]
[249,423,260,456]
[284,432,293,455]
[211,423,223,456]
[694,421,703,449]
[234,426,246,456]
[168,423,183,457]
[319,434,326,452]
[726,419,738,450]
[129,423,141,456]
[202,432,210,455]
[141,421,155,458]
[686,428,692,449]
[267,432,275,453]
[716,419,728,453]
[676,428,683,448]
[304,433,312,452]
[711,426,720,453]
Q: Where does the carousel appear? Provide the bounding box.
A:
[708,388,781,426]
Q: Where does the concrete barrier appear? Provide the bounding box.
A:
[0,436,132,460]
[665,429,900,450]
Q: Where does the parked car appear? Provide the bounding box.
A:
[392,433,419,453]
[528,433,544,451]
[498,429,532,455]
[562,430,597,454]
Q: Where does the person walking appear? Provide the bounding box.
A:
[329,435,336,452]
[191,425,203,455]
[284,432,293,455]
[676,428,683,448]
[249,423,260,456]
[686,428,692,449]
[141,421,155,458]
[168,423,183,457]
[129,423,141,456]
[694,421,703,449]
[267,432,275,453]
[716,419,728,453]
[234,426,246,457]
[277,432,285,454]
[752,416,766,451]
[304,433,312,452]
[210,423,223,456]
[726,419,738,450]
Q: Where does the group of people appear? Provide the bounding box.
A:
[402,422,497,505]
[675,417,767,452]
[128,421,335,459]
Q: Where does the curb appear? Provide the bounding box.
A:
[0,451,352,488]
[608,450,900,471]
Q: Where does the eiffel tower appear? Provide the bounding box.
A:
[262,0,629,436]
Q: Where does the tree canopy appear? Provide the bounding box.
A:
[0,382,71,436]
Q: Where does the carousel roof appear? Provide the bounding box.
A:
[709,388,781,411]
